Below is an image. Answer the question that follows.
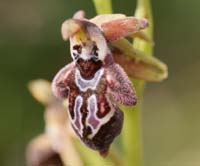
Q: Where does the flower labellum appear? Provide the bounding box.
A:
[51,11,148,156]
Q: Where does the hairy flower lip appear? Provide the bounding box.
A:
[61,18,105,42]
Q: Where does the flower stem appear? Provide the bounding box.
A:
[134,0,153,55]
[92,0,112,14]
[122,0,153,166]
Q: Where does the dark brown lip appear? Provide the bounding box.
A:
[76,58,103,79]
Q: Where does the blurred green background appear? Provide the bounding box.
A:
[0,0,199,165]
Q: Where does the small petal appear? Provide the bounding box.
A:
[111,39,168,81]
[73,10,86,19]
[90,14,126,27]
[101,17,149,42]
[130,31,154,45]
[61,19,82,41]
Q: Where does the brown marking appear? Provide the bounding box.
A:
[73,45,82,54]
[91,45,99,57]
[74,107,124,154]
[76,58,103,79]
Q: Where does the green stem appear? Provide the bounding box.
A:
[134,0,153,55]
[122,0,153,166]
[121,81,144,166]
[92,0,112,14]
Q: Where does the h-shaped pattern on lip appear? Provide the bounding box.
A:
[75,68,104,92]
[71,94,115,139]
[86,94,115,139]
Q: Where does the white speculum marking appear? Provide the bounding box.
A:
[70,94,115,139]
[72,68,114,139]
[86,94,115,139]
[75,68,104,92]
[71,95,84,137]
